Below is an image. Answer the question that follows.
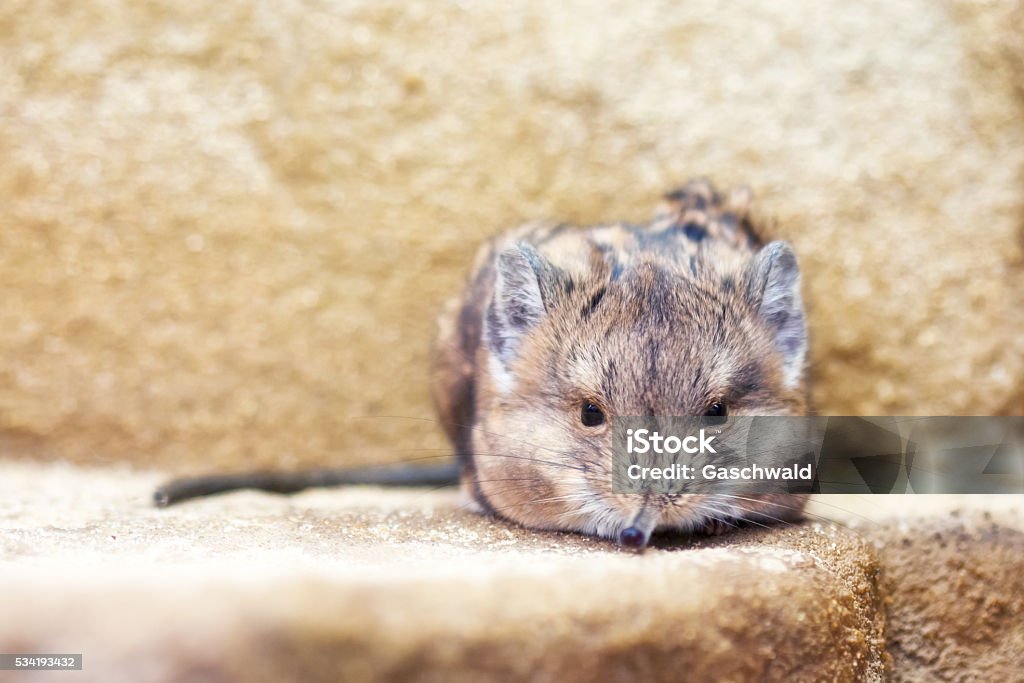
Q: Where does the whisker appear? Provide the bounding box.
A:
[713,492,875,527]
[698,496,800,528]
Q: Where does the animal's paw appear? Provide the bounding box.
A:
[700,518,737,536]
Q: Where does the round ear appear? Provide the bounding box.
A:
[484,242,556,366]
[746,241,807,389]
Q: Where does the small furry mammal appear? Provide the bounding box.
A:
[156,180,810,549]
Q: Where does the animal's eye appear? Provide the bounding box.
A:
[580,402,606,427]
[704,401,728,418]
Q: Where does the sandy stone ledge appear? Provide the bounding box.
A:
[1,462,1022,682]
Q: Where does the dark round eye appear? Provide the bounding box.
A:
[580,402,605,427]
[704,401,728,418]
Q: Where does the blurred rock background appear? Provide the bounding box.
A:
[1,0,1022,472]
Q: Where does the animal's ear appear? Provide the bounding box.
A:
[485,242,557,365]
[746,241,807,388]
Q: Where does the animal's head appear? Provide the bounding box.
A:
[472,237,809,546]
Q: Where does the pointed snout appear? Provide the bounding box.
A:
[618,525,649,549]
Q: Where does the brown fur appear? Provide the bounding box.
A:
[431,179,809,544]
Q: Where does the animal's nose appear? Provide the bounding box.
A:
[618,525,647,549]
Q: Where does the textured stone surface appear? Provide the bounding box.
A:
[1,0,1023,472]
[0,462,893,683]
[815,496,1024,683]
[4,464,1024,682]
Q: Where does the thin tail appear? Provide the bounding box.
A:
[153,462,460,507]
